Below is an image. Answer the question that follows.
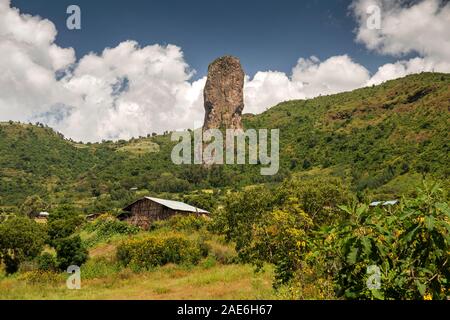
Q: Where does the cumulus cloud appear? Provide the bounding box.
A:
[351,0,450,84]
[0,0,205,142]
[57,41,206,141]
[0,0,449,141]
[245,0,450,113]
[0,0,76,120]
[244,55,371,114]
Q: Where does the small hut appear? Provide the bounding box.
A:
[118,197,209,229]
[369,200,399,207]
[37,211,50,219]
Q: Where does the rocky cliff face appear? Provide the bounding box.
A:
[203,56,244,130]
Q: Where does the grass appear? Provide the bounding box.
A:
[116,139,160,155]
[0,262,275,300]
[0,222,277,300]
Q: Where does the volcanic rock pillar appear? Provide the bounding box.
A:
[203,56,244,130]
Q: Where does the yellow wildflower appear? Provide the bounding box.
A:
[423,293,432,300]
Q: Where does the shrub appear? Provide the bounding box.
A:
[0,216,47,274]
[206,241,237,264]
[83,216,140,247]
[82,257,120,279]
[163,214,207,232]
[54,235,89,271]
[47,205,84,245]
[329,182,449,300]
[86,216,139,237]
[37,253,58,272]
[47,218,82,244]
[19,270,61,285]
[117,233,207,270]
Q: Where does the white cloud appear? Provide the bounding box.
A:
[352,0,450,59]
[244,55,371,114]
[244,71,305,114]
[0,0,205,142]
[245,0,450,113]
[57,41,206,141]
[0,0,76,120]
[0,0,449,141]
[351,0,450,84]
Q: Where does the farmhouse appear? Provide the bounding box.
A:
[118,196,209,229]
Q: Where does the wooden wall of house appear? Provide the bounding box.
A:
[123,198,180,229]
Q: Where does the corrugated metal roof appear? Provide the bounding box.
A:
[369,200,399,207]
[145,197,209,214]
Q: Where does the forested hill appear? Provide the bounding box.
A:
[0,72,449,212]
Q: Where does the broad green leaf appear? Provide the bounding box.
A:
[415,280,426,296]
[338,205,352,215]
[356,204,368,216]
[435,202,450,218]
[347,246,359,264]
[424,216,435,231]
[371,289,384,300]
[361,237,372,256]
[403,225,420,242]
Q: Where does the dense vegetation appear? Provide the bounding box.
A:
[212,179,449,299]
[0,73,448,215]
[0,72,448,300]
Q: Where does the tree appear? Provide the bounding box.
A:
[47,204,84,245]
[0,216,47,274]
[54,235,88,270]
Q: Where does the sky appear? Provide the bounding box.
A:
[10,0,397,78]
[1,0,450,141]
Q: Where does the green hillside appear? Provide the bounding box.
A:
[0,72,449,213]
[244,72,449,197]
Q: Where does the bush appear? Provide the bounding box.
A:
[154,214,207,232]
[47,205,84,245]
[18,260,38,273]
[82,257,120,279]
[117,233,207,270]
[83,216,140,247]
[47,218,82,244]
[54,235,89,271]
[327,182,449,300]
[0,216,47,274]
[19,270,61,285]
[206,241,237,265]
[94,219,139,237]
[37,253,58,272]
[86,216,139,237]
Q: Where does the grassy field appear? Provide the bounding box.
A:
[116,139,160,155]
[0,263,275,300]
[0,220,277,300]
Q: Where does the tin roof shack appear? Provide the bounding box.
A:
[369,200,399,207]
[37,211,50,219]
[118,197,209,229]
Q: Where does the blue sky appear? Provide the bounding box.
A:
[11,0,396,79]
[2,0,449,141]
